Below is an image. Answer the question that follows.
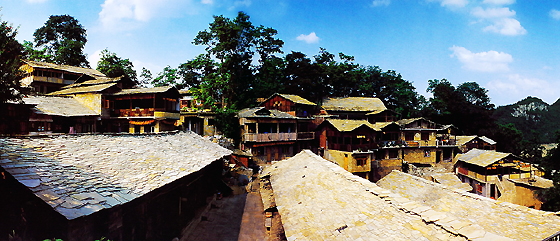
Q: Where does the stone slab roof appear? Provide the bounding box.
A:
[273,93,316,106]
[322,119,397,132]
[62,76,123,89]
[479,136,496,145]
[237,107,298,119]
[112,86,175,95]
[23,60,105,78]
[455,136,497,146]
[430,173,472,192]
[322,97,387,112]
[455,149,512,167]
[0,132,232,220]
[23,96,99,117]
[47,83,117,96]
[262,150,471,241]
[377,170,560,241]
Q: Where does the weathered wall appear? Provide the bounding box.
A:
[403,148,435,165]
[372,158,402,182]
[73,93,102,115]
[498,179,543,210]
[324,150,371,174]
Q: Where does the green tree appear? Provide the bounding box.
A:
[96,49,137,84]
[0,17,26,104]
[152,66,180,88]
[193,11,283,109]
[138,67,153,87]
[32,15,89,67]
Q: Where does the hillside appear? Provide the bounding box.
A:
[493,96,560,143]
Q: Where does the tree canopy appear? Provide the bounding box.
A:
[0,17,26,104]
[96,49,137,84]
[29,15,89,67]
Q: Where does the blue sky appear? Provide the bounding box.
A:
[3,0,560,106]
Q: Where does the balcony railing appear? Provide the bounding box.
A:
[458,166,531,183]
[243,133,297,142]
[114,108,179,119]
[297,132,315,140]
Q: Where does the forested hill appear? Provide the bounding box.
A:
[493,97,560,143]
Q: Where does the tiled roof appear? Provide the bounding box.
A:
[62,76,122,89]
[455,136,477,146]
[276,94,316,106]
[377,170,560,240]
[322,97,387,112]
[23,60,105,78]
[0,132,232,220]
[47,83,117,96]
[323,119,397,132]
[455,149,512,167]
[23,96,98,117]
[237,107,297,119]
[430,173,472,192]
[262,150,469,240]
[479,136,497,145]
[113,86,175,95]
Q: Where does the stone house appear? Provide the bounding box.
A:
[237,107,315,163]
[20,60,106,94]
[0,132,232,241]
[454,148,551,209]
[455,135,497,153]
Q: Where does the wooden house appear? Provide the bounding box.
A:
[395,117,457,165]
[454,149,551,209]
[107,86,181,133]
[260,93,317,118]
[20,60,106,94]
[237,107,315,163]
[316,119,401,180]
[455,135,496,153]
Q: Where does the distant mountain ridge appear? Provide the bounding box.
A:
[493,96,560,143]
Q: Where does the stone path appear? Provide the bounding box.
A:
[184,179,268,241]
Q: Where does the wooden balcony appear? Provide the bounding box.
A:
[297,132,315,140]
[114,108,179,119]
[243,133,297,142]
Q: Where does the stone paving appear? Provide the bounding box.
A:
[0,132,232,220]
[377,170,560,241]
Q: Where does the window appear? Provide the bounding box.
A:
[421,132,430,140]
[356,157,367,166]
[389,150,398,159]
[246,123,256,133]
[405,132,415,141]
[424,150,431,157]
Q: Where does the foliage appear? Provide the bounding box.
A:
[152,66,180,88]
[96,49,137,84]
[138,67,153,88]
[0,16,26,105]
[425,79,495,135]
[31,15,89,67]
[536,132,560,211]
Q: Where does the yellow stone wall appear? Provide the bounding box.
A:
[73,93,102,114]
[403,148,436,165]
[325,149,371,174]
[498,179,544,210]
[373,158,403,181]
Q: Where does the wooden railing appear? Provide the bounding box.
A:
[243,133,297,142]
[297,132,315,140]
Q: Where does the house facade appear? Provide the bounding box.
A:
[454,149,551,209]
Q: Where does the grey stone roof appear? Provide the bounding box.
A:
[321,97,387,112]
[237,107,298,119]
[23,60,105,78]
[23,96,99,117]
[47,83,117,96]
[455,149,512,167]
[0,132,232,220]
[262,150,469,240]
[377,170,560,240]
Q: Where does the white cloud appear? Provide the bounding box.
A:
[482,17,526,35]
[550,9,560,20]
[296,32,320,44]
[449,46,513,72]
[429,0,469,8]
[487,74,558,104]
[372,0,390,7]
[482,0,515,5]
[88,49,104,70]
[471,7,515,19]
[470,7,526,36]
